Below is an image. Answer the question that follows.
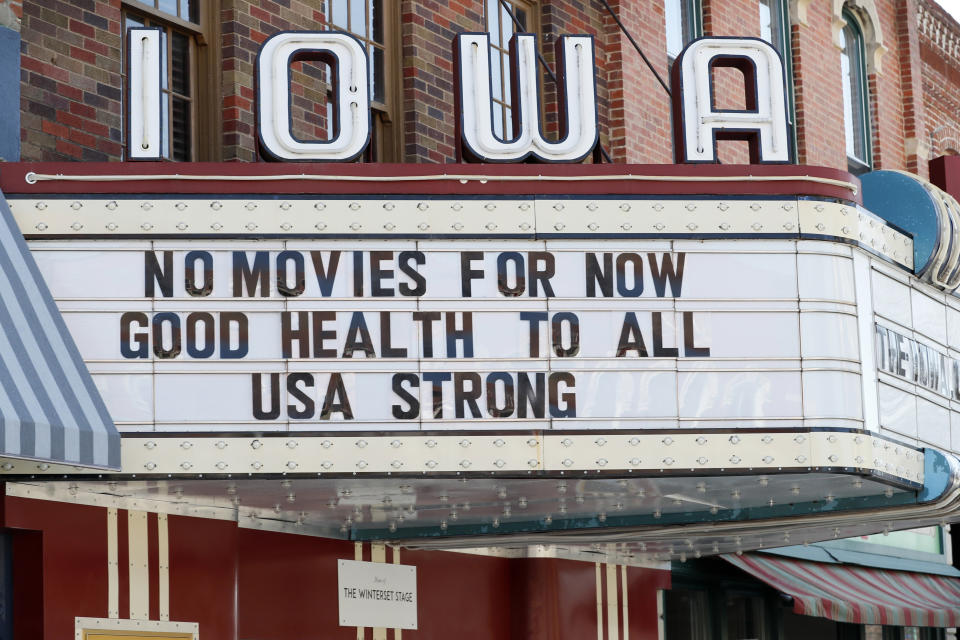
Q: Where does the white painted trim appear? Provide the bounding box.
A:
[372,543,388,640]
[103,431,924,485]
[620,565,629,640]
[854,251,880,432]
[355,542,365,640]
[656,590,665,640]
[595,563,604,640]
[106,508,118,619]
[606,563,619,640]
[158,513,170,621]
[392,546,402,640]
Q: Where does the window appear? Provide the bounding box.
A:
[840,8,871,174]
[122,0,219,161]
[759,0,785,54]
[724,593,768,640]
[325,0,399,161]
[485,0,539,141]
[665,0,700,64]
[664,589,711,640]
[760,0,797,161]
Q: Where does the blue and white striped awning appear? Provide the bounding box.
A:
[0,189,119,470]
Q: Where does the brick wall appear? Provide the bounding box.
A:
[604,0,673,162]
[20,0,123,161]
[13,0,960,174]
[920,0,960,163]
[401,0,482,162]
[221,1,332,162]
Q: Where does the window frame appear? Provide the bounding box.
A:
[323,0,401,162]
[484,0,542,142]
[121,0,221,161]
[840,7,872,174]
[759,0,797,162]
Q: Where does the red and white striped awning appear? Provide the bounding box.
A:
[724,553,960,628]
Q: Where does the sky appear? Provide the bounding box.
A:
[936,0,960,20]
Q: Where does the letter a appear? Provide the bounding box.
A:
[455,33,598,162]
[671,37,790,163]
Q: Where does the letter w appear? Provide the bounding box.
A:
[455,33,598,162]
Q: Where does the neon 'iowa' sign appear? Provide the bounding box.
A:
[126,32,791,164]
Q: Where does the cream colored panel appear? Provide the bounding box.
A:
[127,511,149,621]
[606,563,619,640]
[158,513,170,621]
[107,508,118,619]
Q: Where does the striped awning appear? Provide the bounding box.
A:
[0,189,119,469]
[724,553,960,628]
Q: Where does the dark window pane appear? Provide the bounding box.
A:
[516,7,527,31]
[171,32,190,96]
[171,96,191,161]
[161,97,170,158]
[724,594,767,640]
[180,0,199,23]
[372,0,384,43]
[372,46,385,103]
[664,590,711,640]
[125,14,145,29]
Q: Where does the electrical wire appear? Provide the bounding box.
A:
[495,0,615,163]
[598,0,671,97]
[23,171,859,195]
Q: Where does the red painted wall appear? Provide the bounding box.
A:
[628,566,672,640]
[3,497,670,640]
[5,496,109,639]
[401,548,515,640]
[167,515,238,640]
[238,528,357,639]
[3,498,241,640]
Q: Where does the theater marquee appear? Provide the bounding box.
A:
[2,162,957,549]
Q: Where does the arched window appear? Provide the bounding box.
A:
[840,8,871,174]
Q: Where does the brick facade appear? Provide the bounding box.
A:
[12,0,960,173]
[920,0,960,165]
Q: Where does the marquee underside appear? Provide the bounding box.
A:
[6,458,953,566]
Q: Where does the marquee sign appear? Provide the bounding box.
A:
[3,171,906,439]
[124,31,790,164]
[4,163,960,552]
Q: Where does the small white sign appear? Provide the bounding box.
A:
[338,559,418,630]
